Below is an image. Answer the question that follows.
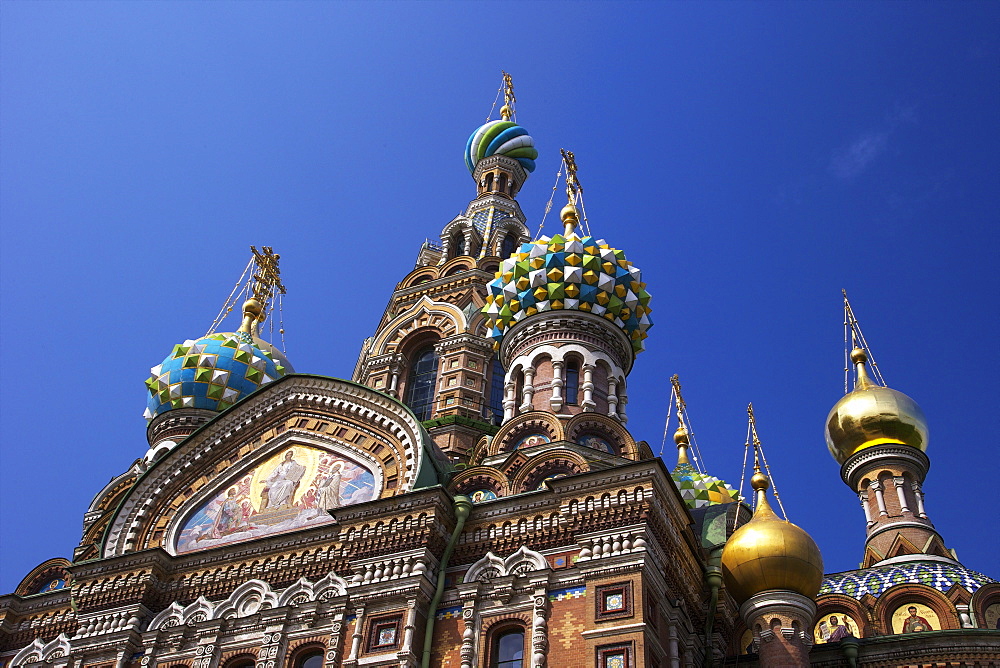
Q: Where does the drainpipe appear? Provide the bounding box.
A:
[840,636,859,668]
[421,494,472,668]
[703,548,724,668]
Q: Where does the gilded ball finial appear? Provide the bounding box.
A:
[850,347,867,364]
[673,425,689,446]
[560,203,579,224]
[242,298,264,318]
[499,104,512,121]
[750,471,770,491]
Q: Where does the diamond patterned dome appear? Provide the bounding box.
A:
[671,463,740,509]
[144,332,290,419]
[483,233,652,353]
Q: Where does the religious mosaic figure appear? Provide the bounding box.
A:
[213,488,245,537]
[261,450,306,509]
[825,616,850,642]
[902,606,933,633]
[315,463,343,511]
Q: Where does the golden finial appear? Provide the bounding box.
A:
[499,71,516,121]
[238,246,286,335]
[560,148,582,235]
[670,374,692,467]
[850,346,877,390]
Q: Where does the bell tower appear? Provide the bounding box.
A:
[352,74,537,460]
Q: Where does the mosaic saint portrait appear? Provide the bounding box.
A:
[514,433,551,450]
[176,445,376,553]
[891,602,939,634]
[576,434,615,454]
[814,613,859,643]
[469,489,497,503]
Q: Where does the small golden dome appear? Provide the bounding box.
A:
[242,298,264,318]
[825,347,928,465]
[560,203,579,224]
[720,473,824,605]
[674,425,689,445]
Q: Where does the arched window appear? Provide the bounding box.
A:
[223,658,255,668]
[500,233,518,259]
[405,346,439,421]
[494,628,524,668]
[489,358,505,424]
[498,173,508,194]
[514,369,525,412]
[565,360,580,406]
[451,231,467,258]
[294,650,324,668]
[485,173,494,192]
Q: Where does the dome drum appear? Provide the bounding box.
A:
[146,408,216,448]
[840,443,930,490]
[473,154,529,199]
[498,310,636,374]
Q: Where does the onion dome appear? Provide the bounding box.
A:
[143,299,292,419]
[482,221,653,353]
[721,472,824,604]
[671,425,739,509]
[825,347,928,465]
[465,120,538,174]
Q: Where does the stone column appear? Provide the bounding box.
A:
[740,591,816,668]
[519,367,536,413]
[893,477,911,514]
[607,378,619,418]
[345,606,366,666]
[667,624,680,668]
[399,599,418,665]
[912,482,928,518]
[581,364,596,411]
[503,380,517,421]
[617,389,628,424]
[550,360,564,412]
[870,481,888,516]
[858,491,874,527]
[530,591,549,667]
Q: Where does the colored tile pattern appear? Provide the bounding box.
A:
[144,332,288,419]
[820,561,996,600]
[435,605,463,620]
[465,120,537,173]
[483,234,653,353]
[548,586,587,602]
[671,463,739,509]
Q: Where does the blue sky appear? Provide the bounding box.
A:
[2,1,998,593]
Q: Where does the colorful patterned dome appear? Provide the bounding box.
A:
[465,120,538,174]
[144,332,291,419]
[482,233,653,353]
[671,462,740,509]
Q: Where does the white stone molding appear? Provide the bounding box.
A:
[869,480,889,516]
[576,525,648,562]
[912,481,928,518]
[530,591,549,668]
[499,311,634,375]
[893,476,911,513]
[12,633,71,667]
[74,603,146,638]
[858,490,874,527]
[841,445,930,489]
[739,590,817,648]
[549,360,565,412]
[463,546,551,583]
[214,579,279,619]
[369,295,468,355]
[350,549,429,585]
[519,367,536,413]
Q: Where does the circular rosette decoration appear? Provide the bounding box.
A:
[482,234,653,353]
[465,120,538,174]
[144,332,289,419]
[671,463,740,509]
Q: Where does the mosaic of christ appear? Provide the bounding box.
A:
[176,445,376,553]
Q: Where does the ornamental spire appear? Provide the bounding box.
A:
[238,246,287,336]
[499,70,516,121]
[559,148,582,236]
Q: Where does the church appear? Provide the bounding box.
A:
[2,76,998,668]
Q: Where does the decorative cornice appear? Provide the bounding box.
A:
[500,310,634,374]
[842,444,930,488]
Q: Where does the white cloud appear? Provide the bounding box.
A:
[829,132,888,179]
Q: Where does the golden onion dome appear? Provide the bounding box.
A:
[720,472,824,604]
[825,348,928,465]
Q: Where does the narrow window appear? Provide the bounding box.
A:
[565,361,579,405]
[500,232,518,259]
[498,173,508,194]
[489,358,505,424]
[405,346,439,421]
[495,629,524,668]
[514,369,525,411]
[451,231,467,258]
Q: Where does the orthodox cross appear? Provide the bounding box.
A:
[560,148,583,202]
[250,245,286,307]
[500,71,516,121]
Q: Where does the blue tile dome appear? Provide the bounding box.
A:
[144,332,291,419]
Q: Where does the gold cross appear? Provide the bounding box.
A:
[560,148,583,201]
[250,245,286,304]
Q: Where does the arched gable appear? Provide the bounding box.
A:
[371,296,468,356]
[100,375,443,558]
